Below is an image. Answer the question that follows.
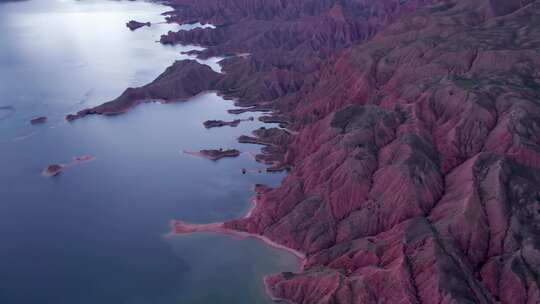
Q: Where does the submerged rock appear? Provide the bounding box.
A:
[73,155,94,162]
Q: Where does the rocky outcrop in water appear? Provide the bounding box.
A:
[203,119,241,128]
[42,155,94,177]
[126,20,151,31]
[191,148,241,161]
[80,0,540,302]
[43,164,63,177]
[203,117,253,129]
[30,116,47,125]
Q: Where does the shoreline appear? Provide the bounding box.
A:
[146,6,308,300]
[65,87,266,122]
[71,1,304,301]
[147,3,307,299]
[167,195,307,269]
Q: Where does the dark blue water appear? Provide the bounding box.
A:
[0,1,298,303]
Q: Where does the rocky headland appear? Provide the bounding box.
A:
[66,60,221,121]
[73,0,540,303]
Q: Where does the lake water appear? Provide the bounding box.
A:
[0,0,298,303]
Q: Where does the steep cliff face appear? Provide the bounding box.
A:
[77,0,540,302]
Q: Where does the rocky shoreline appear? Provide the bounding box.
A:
[170,184,307,265]
[70,0,540,303]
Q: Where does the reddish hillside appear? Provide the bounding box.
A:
[74,0,540,302]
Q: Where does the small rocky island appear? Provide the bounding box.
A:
[126,20,151,31]
[30,116,47,125]
[203,117,253,129]
[184,148,240,161]
[204,119,241,128]
[42,155,94,177]
[199,149,240,160]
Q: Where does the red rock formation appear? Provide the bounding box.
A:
[79,0,540,302]
[238,127,291,171]
[230,1,539,302]
[66,60,222,121]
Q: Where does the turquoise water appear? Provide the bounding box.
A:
[0,1,298,303]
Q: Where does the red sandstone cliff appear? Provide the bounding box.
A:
[77,0,540,302]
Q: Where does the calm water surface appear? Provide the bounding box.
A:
[0,0,297,303]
